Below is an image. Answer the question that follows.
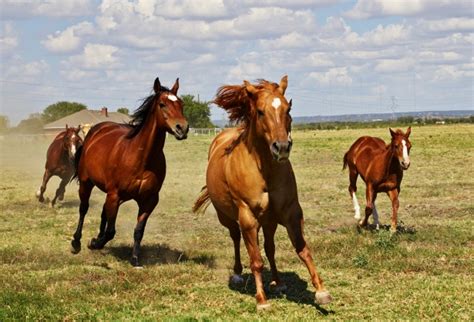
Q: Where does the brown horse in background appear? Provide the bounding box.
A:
[36,125,83,206]
[193,76,332,309]
[71,77,189,267]
[343,127,412,232]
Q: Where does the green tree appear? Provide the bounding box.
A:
[117,107,129,115]
[181,94,214,128]
[42,101,87,123]
[0,115,9,133]
[16,113,44,133]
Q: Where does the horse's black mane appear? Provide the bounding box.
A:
[126,85,170,138]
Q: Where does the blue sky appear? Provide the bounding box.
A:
[1,0,473,125]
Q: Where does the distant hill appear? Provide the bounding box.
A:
[212,110,474,127]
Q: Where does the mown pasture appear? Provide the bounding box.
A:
[1,124,473,320]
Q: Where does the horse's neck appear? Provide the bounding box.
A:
[243,124,278,178]
[131,110,166,168]
[381,144,396,178]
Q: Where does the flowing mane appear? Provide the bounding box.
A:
[214,79,278,126]
[126,85,170,138]
[214,79,279,153]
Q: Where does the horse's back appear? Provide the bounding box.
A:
[345,136,387,173]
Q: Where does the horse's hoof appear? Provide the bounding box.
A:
[269,281,287,293]
[88,238,103,250]
[256,302,271,311]
[131,257,142,268]
[58,194,64,201]
[230,274,244,285]
[315,290,332,305]
[71,240,81,254]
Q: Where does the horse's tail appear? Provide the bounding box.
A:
[193,186,211,214]
[71,145,83,182]
[342,151,349,171]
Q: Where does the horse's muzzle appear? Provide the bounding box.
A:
[173,123,189,140]
[271,140,292,162]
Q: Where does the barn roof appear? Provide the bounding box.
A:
[43,108,131,129]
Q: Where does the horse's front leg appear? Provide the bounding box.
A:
[37,170,52,203]
[131,195,159,267]
[263,221,286,293]
[238,205,269,310]
[51,174,71,207]
[360,184,375,227]
[285,204,332,305]
[388,189,399,233]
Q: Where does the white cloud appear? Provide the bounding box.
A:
[374,57,416,73]
[0,22,18,56]
[308,67,352,85]
[419,17,474,33]
[66,43,120,69]
[2,0,94,18]
[5,59,49,78]
[433,64,474,82]
[42,22,94,53]
[61,69,99,81]
[345,0,472,19]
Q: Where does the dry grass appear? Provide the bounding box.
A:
[1,124,473,320]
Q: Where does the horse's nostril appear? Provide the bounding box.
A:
[272,142,279,152]
[175,124,182,132]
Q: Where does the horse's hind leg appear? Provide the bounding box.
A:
[36,170,52,203]
[284,205,332,305]
[217,210,243,284]
[263,221,286,293]
[71,180,93,253]
[388,189,399,234]
[131,195,159,267]
[88,192,119,250]
[348,166,360,220]
[51,175,71,207]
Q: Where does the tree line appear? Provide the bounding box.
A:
[0,94,214,134]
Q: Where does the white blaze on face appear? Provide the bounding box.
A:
[402,139,410,165]
[272,97,281,109]
[352,192,361,220]
[167,94,178,101]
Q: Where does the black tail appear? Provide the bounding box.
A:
[71,145,83,182]
[342,151,349,171]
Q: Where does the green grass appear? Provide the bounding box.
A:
[1,124,473,320]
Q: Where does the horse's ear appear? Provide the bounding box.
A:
[278,75,288,95]
[65,124,68,129]
[289,98,292,107]
[389,128,396,138]
[244,80,258,96]
[154,77,161,93]
[171,78,179,95]
[77,124,81,132]
[406,126,411,138]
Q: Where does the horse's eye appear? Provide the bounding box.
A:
[159,103,166,108]
[257,109,264,117]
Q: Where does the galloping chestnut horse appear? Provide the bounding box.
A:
[36,125,83,206]
[193,76,332,309]
[71,77,189,267]
[343,127,412,232]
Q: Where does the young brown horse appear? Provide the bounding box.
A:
[193,76,332,309]
[71,77,189,267]
[343,127,412,232]
[36,125,83,206]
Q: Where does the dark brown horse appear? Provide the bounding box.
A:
[36,125,83,206]
[193,76,332,309]
[343,127,412,232]
[71,77,189,267]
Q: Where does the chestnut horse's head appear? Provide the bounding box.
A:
[389,127,412,170]
[63,124,83,159]
[244,76,292,162]
[153,77,189,140]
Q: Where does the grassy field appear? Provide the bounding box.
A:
[1,124,473,320]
